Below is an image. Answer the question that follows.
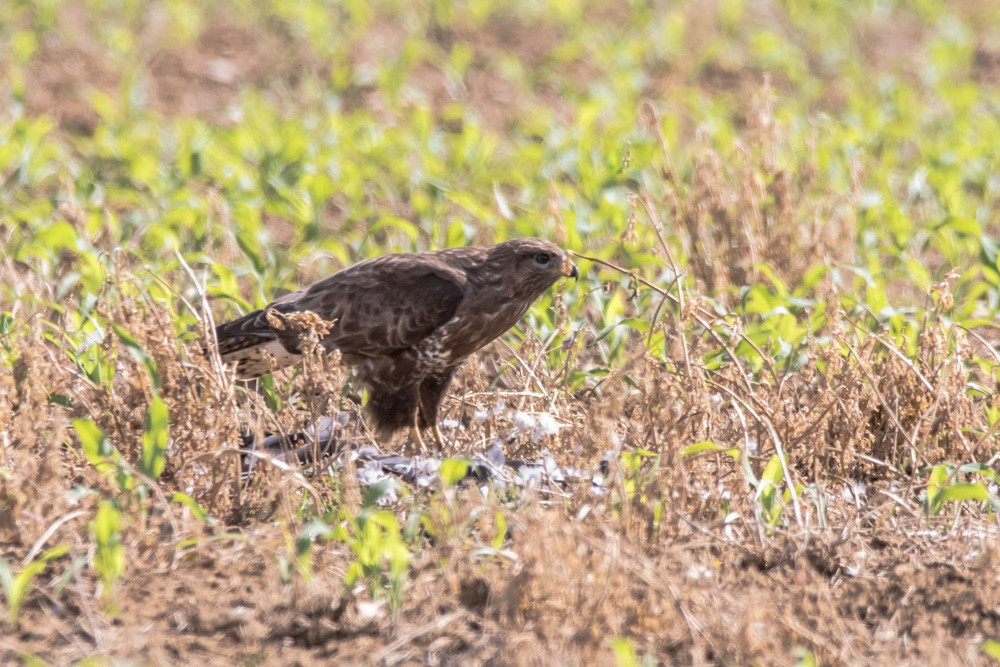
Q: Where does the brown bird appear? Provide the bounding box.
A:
[212,238,578,449]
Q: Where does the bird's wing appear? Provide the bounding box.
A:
[214,252,470,361]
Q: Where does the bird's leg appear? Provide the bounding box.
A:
[367,382,428,455]
[417,366,459,454]
[431,423,445,451]
[408,425,427,455]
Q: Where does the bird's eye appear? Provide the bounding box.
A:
[534,253,551,265]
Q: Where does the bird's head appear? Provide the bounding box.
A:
[488,237,578,296]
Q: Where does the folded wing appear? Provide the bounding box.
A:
[213,253,468,376]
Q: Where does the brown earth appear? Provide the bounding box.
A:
[7,0,970,136]
[4,2,1000,665]
[2,506,998,665]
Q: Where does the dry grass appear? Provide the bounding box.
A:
[3,240,1000,664]
[3,0,1000,665]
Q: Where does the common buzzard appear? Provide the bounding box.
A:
[213,238,578,448]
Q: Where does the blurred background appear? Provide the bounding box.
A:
[4,0,1000,312]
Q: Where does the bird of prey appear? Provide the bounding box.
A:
[212,237,578,449]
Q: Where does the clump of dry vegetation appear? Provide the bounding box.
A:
[3,0,1000,664]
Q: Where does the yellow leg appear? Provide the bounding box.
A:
[408,425,427,456]
[431,424,445,452]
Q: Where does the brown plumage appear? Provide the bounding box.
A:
[213,238,578,447]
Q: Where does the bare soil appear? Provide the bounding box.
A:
[3,508,998,665]
[4,2,1000,665]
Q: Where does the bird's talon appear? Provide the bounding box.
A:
[432,425,445,453]
[408,425,427,456]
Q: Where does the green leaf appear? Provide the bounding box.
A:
[793,646,818,667]
[925,463,951,516]
[938,482,989,503]
[440,458,469,487]
[370,215,420,241]
[90,501,125,596]
[493,511,508,549]
[1,544,70,626]
[170,492,211,523]
[981,639,1000,660]
[611,636,640,667]
[139,396,169,480]
[593,317,650,344]
[72,418,132,492]
[111,323,161,391]
[47,392,72,407]
[957,463,1000,483]
[35,221,79,252]
[760,454,784,487]
[15,654,48,667]
[758,454,785,525]
[945,215,980,237]
[235,233,267,275]
[8,563,48,618]
[296,519,332,561]
[73,418,113,465]
[680,441,740,459]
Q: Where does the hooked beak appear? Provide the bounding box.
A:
[561,255,579,280]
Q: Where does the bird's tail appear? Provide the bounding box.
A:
[213,308,274,357]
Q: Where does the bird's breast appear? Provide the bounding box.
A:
[428,301,529,360]
[414,328,453,368]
